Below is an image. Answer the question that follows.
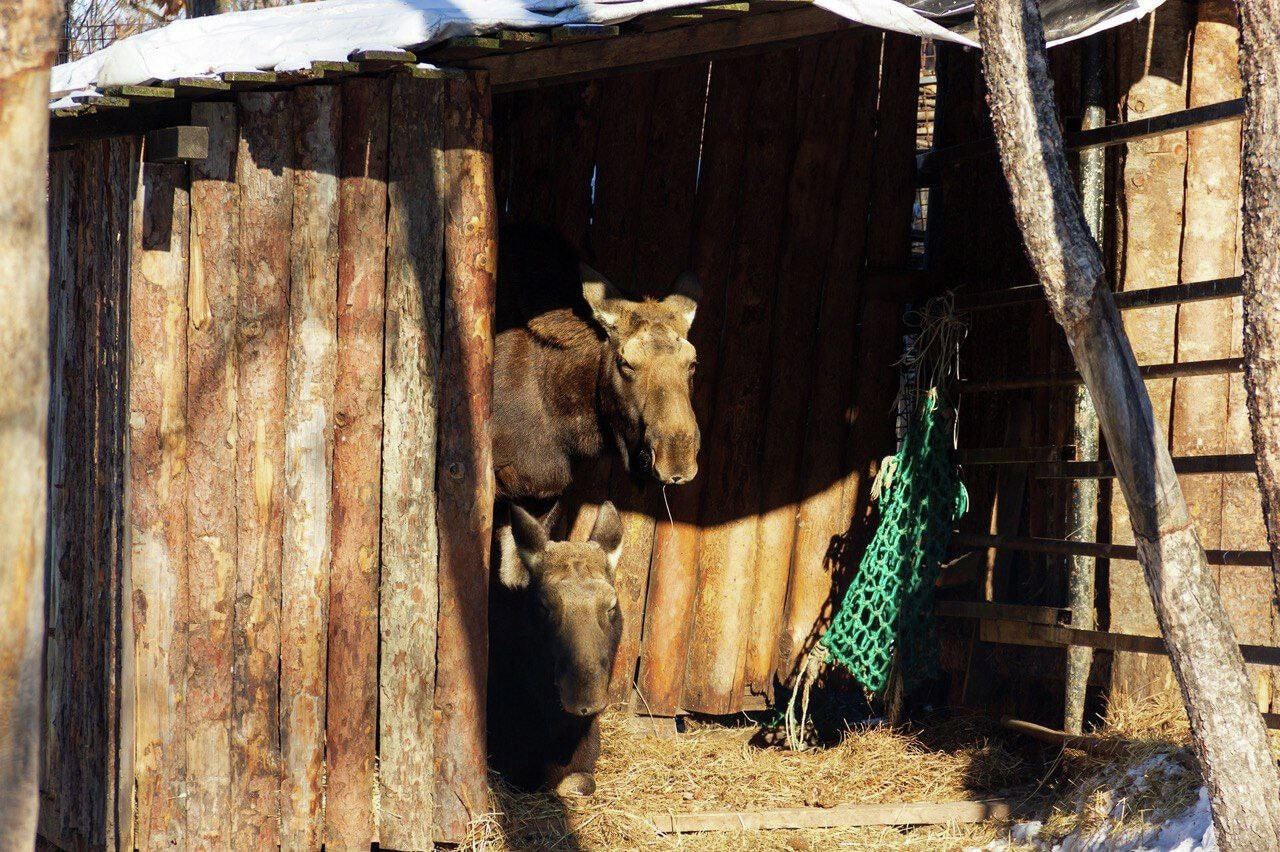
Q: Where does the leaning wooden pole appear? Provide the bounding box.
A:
[1237,0,1280,600]
[0,0,59,844]
[973,0,1280,846]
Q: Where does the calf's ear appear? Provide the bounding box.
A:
[663,271,700,336]
[590,501,625,575]
[502,504,549,589]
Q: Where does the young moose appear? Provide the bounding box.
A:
[488,501,625,797]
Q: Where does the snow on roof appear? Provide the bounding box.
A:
[50,0,1166,106]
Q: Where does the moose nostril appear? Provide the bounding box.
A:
[669,474,685,484]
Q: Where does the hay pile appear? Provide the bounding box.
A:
[460,711,1032,851]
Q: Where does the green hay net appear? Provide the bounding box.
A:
[819,389,968,694]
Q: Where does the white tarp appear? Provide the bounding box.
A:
[50,0,1166,102]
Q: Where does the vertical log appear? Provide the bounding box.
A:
[592,63,707,704]
[637,58,752,716]
[185,101,239,849]
[1176,0,1274,711]
[326,75,388,850]
[0,2,57,838]
[43,149,76,844]
[129,155,191,849]
[281,84,339,850]
[683,52,796,715]
[1107,2,1193,702]
[232,90,293,848]
[747,35,867,698]
[974,0,1280,842]
[775,33,882,686]
[435,70,497,843]
[379,72,443,850]
[1238,0,1280,615]
[104,136,136,850]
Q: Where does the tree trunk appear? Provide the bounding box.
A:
[1237,0,1280,607]
[0,0,60,845]
[973,0,1280,846]
[188,0,233,16]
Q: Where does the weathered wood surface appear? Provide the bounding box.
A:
[590,63,707,703]
[474,6,850,91]
[637,56,753,716]
[379,72,443,850]
[649,799,1015,833]
[746,34,866,698]
[974,0,1280,841]
[185,101,239,849]
[1108,1,1194,703]
[43,149,76,848]
[683,51,796,714]
[326,75,388,850]
[130,154,191,849]
[281,84,339,850]
[435,70,498,844]
[232,90,293,848]
[1238,0,1280,634]
[0,10,58,842]
[775,31,881,687]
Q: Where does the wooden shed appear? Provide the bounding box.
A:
[38,0,1274,848]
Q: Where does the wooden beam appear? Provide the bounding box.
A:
[935,600,1071,625]
[954,445,1076,464]
[143,125,209,162]
[952,531,1273,567]
[955,275,1244,312]
[959,356,1244,392]
[974,618,1280,668]
[1036,453,1256,479]
[919,98,1244,184]
[648,799,1016,833]
[473,7,851,91]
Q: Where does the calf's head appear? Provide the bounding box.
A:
[581,265,701,486]
[506,501,625,717]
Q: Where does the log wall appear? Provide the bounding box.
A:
[932,11,1278,726]
[40,70,495,849]
[494,30,923,716]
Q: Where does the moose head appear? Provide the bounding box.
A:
[581,264,702,487]
[505,501,625,717]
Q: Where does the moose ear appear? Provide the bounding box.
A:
[662,270,700,336]
[581,263,626,332]
[502,504,549,589]
[589,501,625,574]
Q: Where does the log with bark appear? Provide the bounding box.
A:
[1237,0,1280,605]
[973,0,1280,845]
[0,0,61,843]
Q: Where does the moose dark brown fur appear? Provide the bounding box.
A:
[488,501,625,796]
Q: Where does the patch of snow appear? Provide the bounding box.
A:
[980,755,1216,852]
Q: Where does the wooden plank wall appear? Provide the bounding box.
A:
[1107,3,1277,709]
[41,71,495,850]
[932,11,1277,726]
[42,138,135,851]
[493,31,922,716]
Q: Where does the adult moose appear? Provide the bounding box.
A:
[491,225,701,586]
